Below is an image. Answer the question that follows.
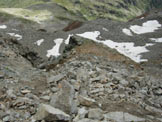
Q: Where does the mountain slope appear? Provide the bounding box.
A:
[0,0,162,22]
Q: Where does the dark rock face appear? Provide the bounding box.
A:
[3,37,44,67]
[151,0,162,8]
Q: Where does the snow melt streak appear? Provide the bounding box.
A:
[7,33,22,40]
[77,31,153,63]
[150,38,162,43]
[35,39,44,46]
[0,25,7,29]
[122,28,133,36]
[65,34,73,45]
[46,38,63,57]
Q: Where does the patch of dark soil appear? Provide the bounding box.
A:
[37,28,47,32]
[63,21,83,32]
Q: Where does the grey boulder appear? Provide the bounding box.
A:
[33,104,70,121]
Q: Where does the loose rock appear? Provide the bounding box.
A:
[50,80,77,114]
[33,104,70,121]
[88,108,104,120]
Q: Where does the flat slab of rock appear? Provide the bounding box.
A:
[78,95,96,107]
[104,111,145,122]
[33,104,70,121]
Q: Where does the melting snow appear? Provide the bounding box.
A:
[140,17,144,19]
[35,39,44,46]
[102,27,109,32]
[77,31,153,63]
[7,33,22,40]
[46,38,63,57]
[65,34,73,45]
[122,28,133,36]
[0,25,7,29]
[77,31,100,41]
[130,20,161,34]
[122,20,161,35]
[12,28,19,31]
[150,38,162,43]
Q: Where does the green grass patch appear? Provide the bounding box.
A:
[0,0,45,8]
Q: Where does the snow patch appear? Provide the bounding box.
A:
[46,38,63,57]
[77,31,153,63]
[140,17,144,19]
[102,27,109,32]
[0,25,7,29]
[65,34,73,45]
[35,39,44,46]
[12,28,19,31]
[122,28,133,36]
[77,31,100,41]
[7,33,22,40]
[150,38,162,43]
[130,20,161,34]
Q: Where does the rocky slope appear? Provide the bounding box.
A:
[0,34,162,122]
[0,1,162,122]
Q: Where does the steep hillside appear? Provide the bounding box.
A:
[0,0,162,122]
[0,0,162,22]
[0,9,162,121]
[51,0,150,21]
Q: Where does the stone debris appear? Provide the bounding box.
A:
[88,108,104,120]
[50,80,78,114]
[47,74,65,83]
[33,104,70,121]
[40,95,50,101]
[73,107,88,122]
[104,112,145,122]
[0,22,162,122]
[78,95,97,107]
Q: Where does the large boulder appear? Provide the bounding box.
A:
[50,80,78,114]
[33,104,70,121]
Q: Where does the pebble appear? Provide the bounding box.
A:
[21,89,31,94]
[40,96,50,101]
